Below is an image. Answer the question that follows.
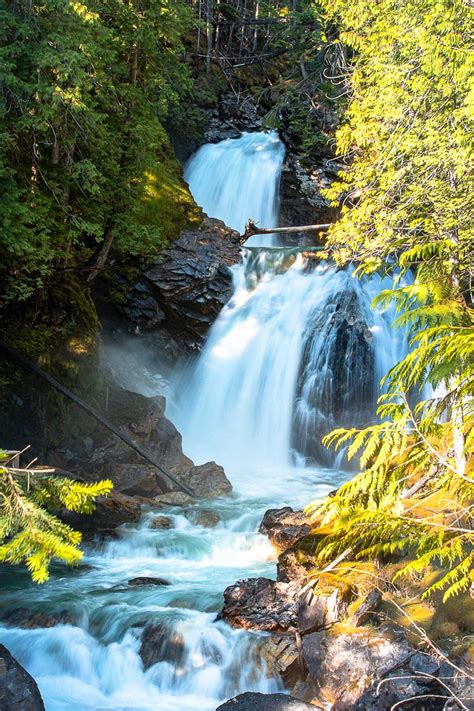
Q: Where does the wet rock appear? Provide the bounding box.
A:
[0,609,72,629]
[153,491,195,506]
[185,462,232,498]
[0,644,45,710]
[58,387,232,503]
[218,92,262,131]
[149,515,173,530]
[277,548,310,583]
[205,119,242,143]
[139,623,185,669]
[185,509,221,527]
[60,491,141,534]
[299,627,447,710]
[128,577,171,587]
[259,507,311,553]
[220,578,300,632]
[137,217,242,351]
[216,692,316,710]
[259,635,303,688]
[351,589,382,627]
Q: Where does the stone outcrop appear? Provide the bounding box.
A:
[53,386,232,508]
[218,506,461,710]
[0,645,45,711]
[259,507,311,553]
[216,693,316,710]
[117,217,242,351]
[220,578,300,632]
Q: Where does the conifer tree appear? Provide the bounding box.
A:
[307,0,473,600]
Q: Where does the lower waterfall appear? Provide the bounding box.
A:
[0,131,410,710]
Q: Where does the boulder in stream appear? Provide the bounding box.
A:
[259,507,311,553]
[216,692,316,710]
[0,644,45,711]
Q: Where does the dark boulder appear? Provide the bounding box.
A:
[121,217,242,351]
[185,509,221,527]
[0,644,45,711]
[216,692,316,710]
[139,623,185,669]
[186,462,232,498]
[220,578,300,632]
[0,609,72,629]
[259,507,311,553]
[149,515,173,529]
[60,491,141,534]
[128,577,171,587]
[55,387,232,503]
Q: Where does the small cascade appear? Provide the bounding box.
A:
[184,131,285,244]
[174,252,410,474]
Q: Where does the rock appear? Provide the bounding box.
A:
[298,627,447,710]
[132,217,242,350]
[57,387,232,503]
[277,548,310,583]
[351,589,382,627]
[139,623,185,669]
[60,491,141,533]
[218,92,262,131]
[216,692,316,710]
[149,515,173,529]
[128,577,171,587]
[292,285,376,465]
[220,577,300,632]
[153,491,195,506]
[0,609,72,629]
[205,119,242,143]
[259,507,311,553]
[0,644,45,710]
[185,509,221,527]
[297,586,348,633]
[184,462,232,498]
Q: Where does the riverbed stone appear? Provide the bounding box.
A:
[0,644,45,710]
[128,577,171,587]
[216,692,316,710]
[185,508,221,527]
[220,578,300,632]
[185,462,232,498]
[149,515,173,529]
[259,507,311,553]
[60,491,141,534]
[139,623,185,669]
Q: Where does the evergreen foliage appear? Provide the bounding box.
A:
[307,0,473,601]
[0,450,112,583]
[0,0,200,306]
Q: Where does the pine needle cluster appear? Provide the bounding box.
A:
[0,451,112,583]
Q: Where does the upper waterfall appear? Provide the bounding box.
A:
[184,131,285,245]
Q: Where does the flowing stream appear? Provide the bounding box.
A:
[0,131,408,710]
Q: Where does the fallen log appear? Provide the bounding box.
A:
[240,219,331,244]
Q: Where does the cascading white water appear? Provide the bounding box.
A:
[184,131,285,244]
[173,252,410,475]
[0,131,409,711]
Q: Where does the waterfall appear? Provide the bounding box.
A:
[174,252,409,476]
[0,131,410,711]
[184,131,285,244]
